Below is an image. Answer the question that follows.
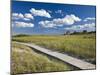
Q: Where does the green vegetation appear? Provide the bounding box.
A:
[11,42,76,75]
[13,34,31,37]
[12,33,96,64]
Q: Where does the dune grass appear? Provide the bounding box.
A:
[11,42,77,75]
[12,33,96,64]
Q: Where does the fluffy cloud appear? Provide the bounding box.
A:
[13,21,34,28]
[12,13,24,19]
[39,21,56,28]
[24,13,34,19]
[65,23,95,30]
[39,14,81,28]
[83,23,95,28]
[30,8,51,18]
[12,13,34,21]
[84,17,95,22]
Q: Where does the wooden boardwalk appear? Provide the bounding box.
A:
[15,42,96,70]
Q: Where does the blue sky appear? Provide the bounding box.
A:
[12,1,96,35]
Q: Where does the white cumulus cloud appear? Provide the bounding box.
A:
[12,13,24,20]
[83,23,95,28]
[84,17,95,22]
[12,13,34,21]
[65,23,95,30]
[30,8,51,18]
[70,14,81,22]
[39,14,81,28]
[13,21,34,28]
[24,13,34,19]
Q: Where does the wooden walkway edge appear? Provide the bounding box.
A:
[14,42,96,70]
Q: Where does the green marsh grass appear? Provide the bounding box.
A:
[12,33,96,64]
[11,42,77,75]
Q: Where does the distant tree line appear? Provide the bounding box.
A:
[13,34,30,37]
[64,30,96,35]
